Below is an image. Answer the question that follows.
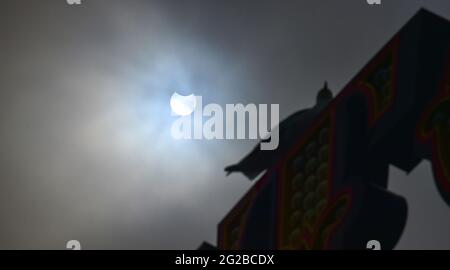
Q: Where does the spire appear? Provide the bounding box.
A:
[316,81,333,105]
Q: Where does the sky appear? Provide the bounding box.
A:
[0,0,449,249]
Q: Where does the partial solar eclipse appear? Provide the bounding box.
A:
[170,92,197,116]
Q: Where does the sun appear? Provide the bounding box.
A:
[170,92,197,116]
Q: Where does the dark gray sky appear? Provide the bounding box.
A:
[0,0,449,249]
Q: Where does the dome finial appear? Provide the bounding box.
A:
[316,80,333,105]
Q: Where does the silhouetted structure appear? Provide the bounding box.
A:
[203,9,450,250]
[225,82,333,180]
